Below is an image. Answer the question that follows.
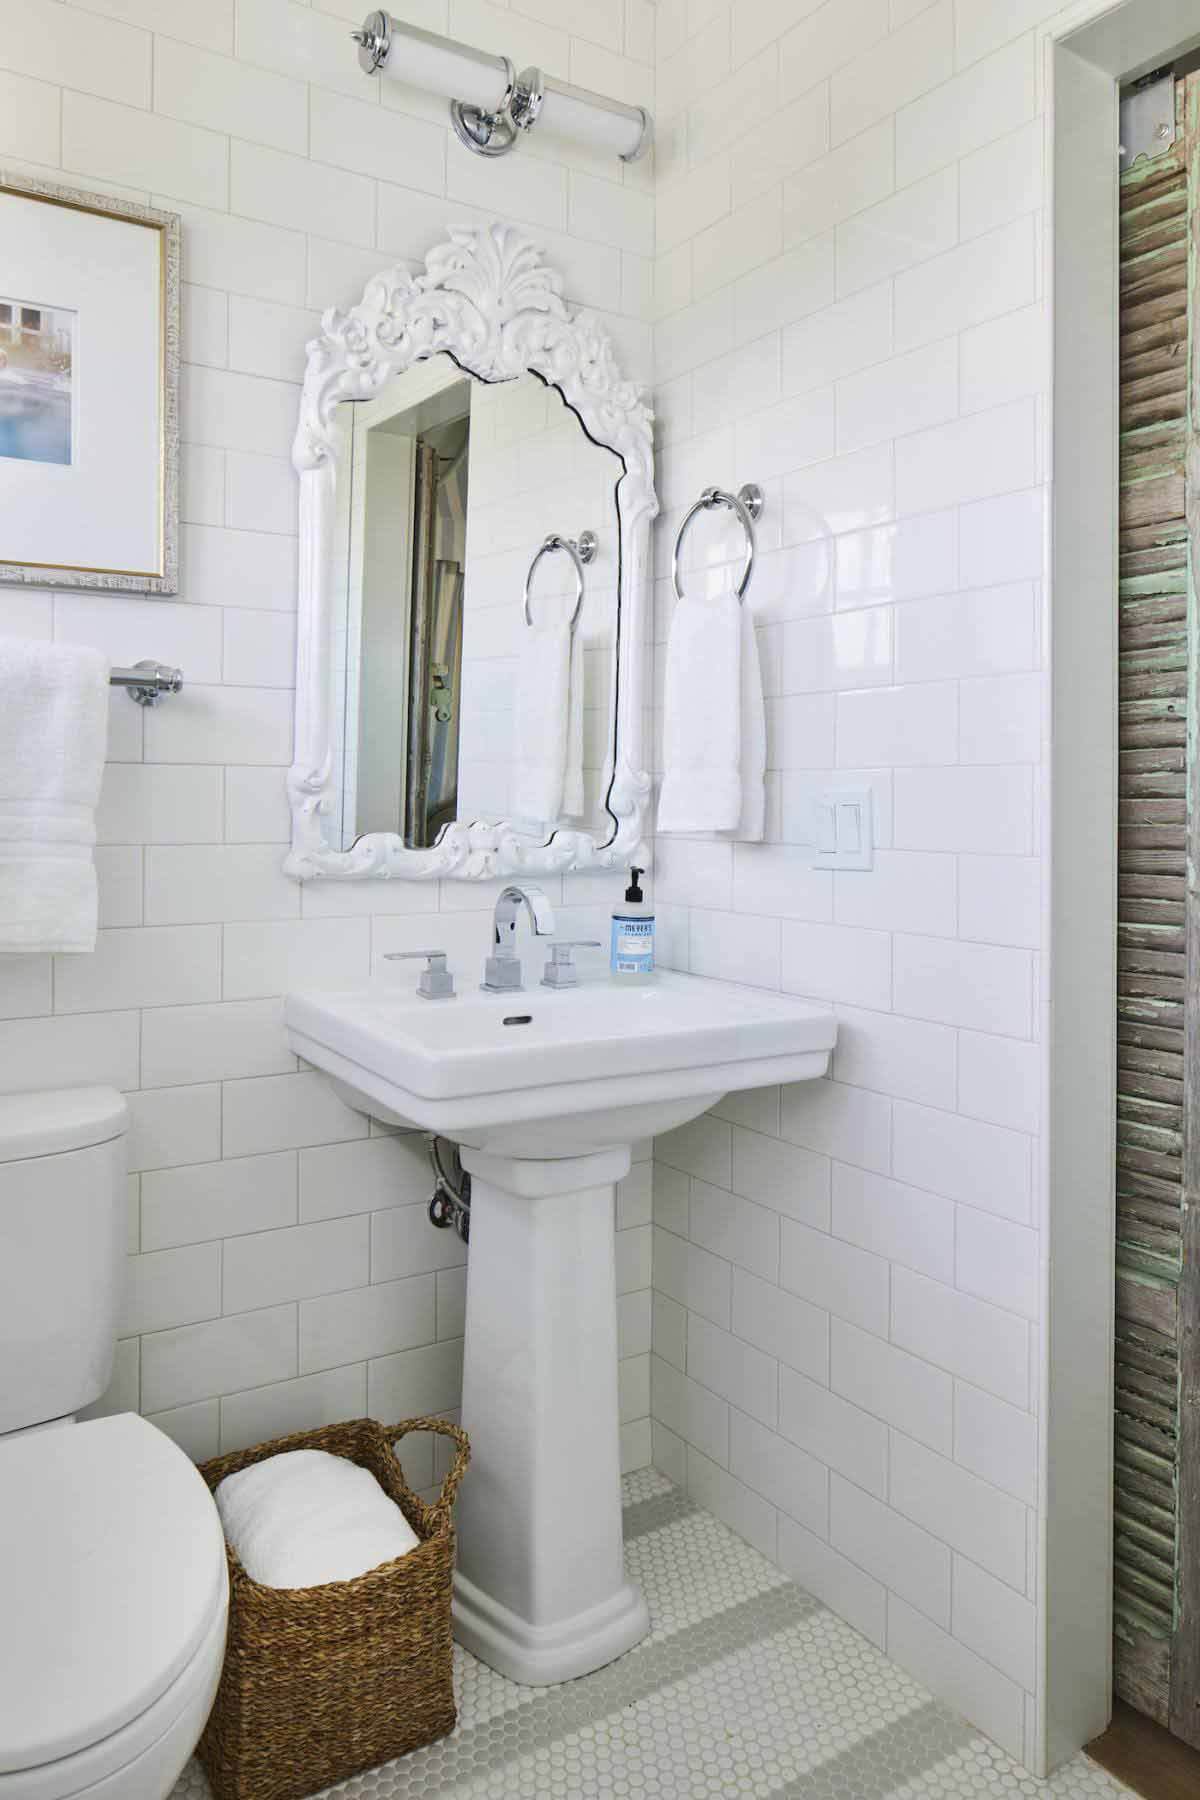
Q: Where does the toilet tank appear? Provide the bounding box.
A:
[0,1087,129,1435]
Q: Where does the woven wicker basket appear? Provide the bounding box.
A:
[196,1415,470,1800]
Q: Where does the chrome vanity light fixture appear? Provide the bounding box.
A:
[350,11,653,162]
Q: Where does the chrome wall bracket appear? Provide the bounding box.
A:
[450,59,521,158]
[350,8,390,71]
[110,661,184,706]
[509,66,545,138]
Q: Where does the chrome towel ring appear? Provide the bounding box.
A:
[523,529,597,629]
[671,483,764,604]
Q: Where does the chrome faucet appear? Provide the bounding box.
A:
[483,883,556,991]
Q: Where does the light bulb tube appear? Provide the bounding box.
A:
[368,15,511,114]
[523,74,651,162]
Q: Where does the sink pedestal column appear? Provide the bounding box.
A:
[451,1142,650,1686]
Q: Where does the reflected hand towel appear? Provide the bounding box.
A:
[513,618,585,827]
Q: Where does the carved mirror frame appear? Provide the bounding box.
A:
[286,222,656,883]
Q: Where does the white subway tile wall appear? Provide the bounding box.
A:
[648,0,1055,1771]
[7,0,1082,1768]
[18,0,654,1486]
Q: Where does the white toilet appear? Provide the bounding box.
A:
[0,1088,229,1800]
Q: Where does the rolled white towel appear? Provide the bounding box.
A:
[216,1448,420,1589]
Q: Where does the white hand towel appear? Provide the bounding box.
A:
[564,622,585,819]
[731,601,767,841]
[0,638,110,954]
[657,574,765,840]
[512,619,585,826]
[216,1449,420,1590]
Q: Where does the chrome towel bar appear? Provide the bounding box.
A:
[109,661,184,706]
[671,482,764,604]
[522,530,596,630]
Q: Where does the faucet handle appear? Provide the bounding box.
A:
[482,950,524,992]
[383,949,455,1000]
[541,940,602,989]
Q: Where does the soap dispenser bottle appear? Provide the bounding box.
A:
[610,867,655,983]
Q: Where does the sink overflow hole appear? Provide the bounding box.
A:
[503,1014,533,1026]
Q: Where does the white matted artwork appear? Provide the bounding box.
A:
[0,172,180,593]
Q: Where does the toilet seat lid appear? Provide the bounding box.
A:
[0,1413,227,1774]
[0,1085,127,1163]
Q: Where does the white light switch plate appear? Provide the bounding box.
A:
[812,788,874,870]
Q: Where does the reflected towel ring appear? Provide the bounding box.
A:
[523,529,597,629]
[671,483,764,604]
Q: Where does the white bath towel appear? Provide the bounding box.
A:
[0,638,110,954]
[512,619,585,826]
[657,574,765,840]
[216,1449,420,1590]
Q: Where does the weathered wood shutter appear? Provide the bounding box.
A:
[1115,72,1200,1748]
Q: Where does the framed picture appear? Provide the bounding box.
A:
[0,172,180,593]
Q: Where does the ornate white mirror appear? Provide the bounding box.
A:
[285,223,656,883]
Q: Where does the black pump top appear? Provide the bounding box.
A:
[625,867,645,905]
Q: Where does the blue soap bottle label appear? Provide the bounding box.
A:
[611,914,655,975]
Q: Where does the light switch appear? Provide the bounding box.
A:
[812,789,873,870]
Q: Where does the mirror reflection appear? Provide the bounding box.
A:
[331,355,623,853]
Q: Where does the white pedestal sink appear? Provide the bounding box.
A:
[286,971,836,1686]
